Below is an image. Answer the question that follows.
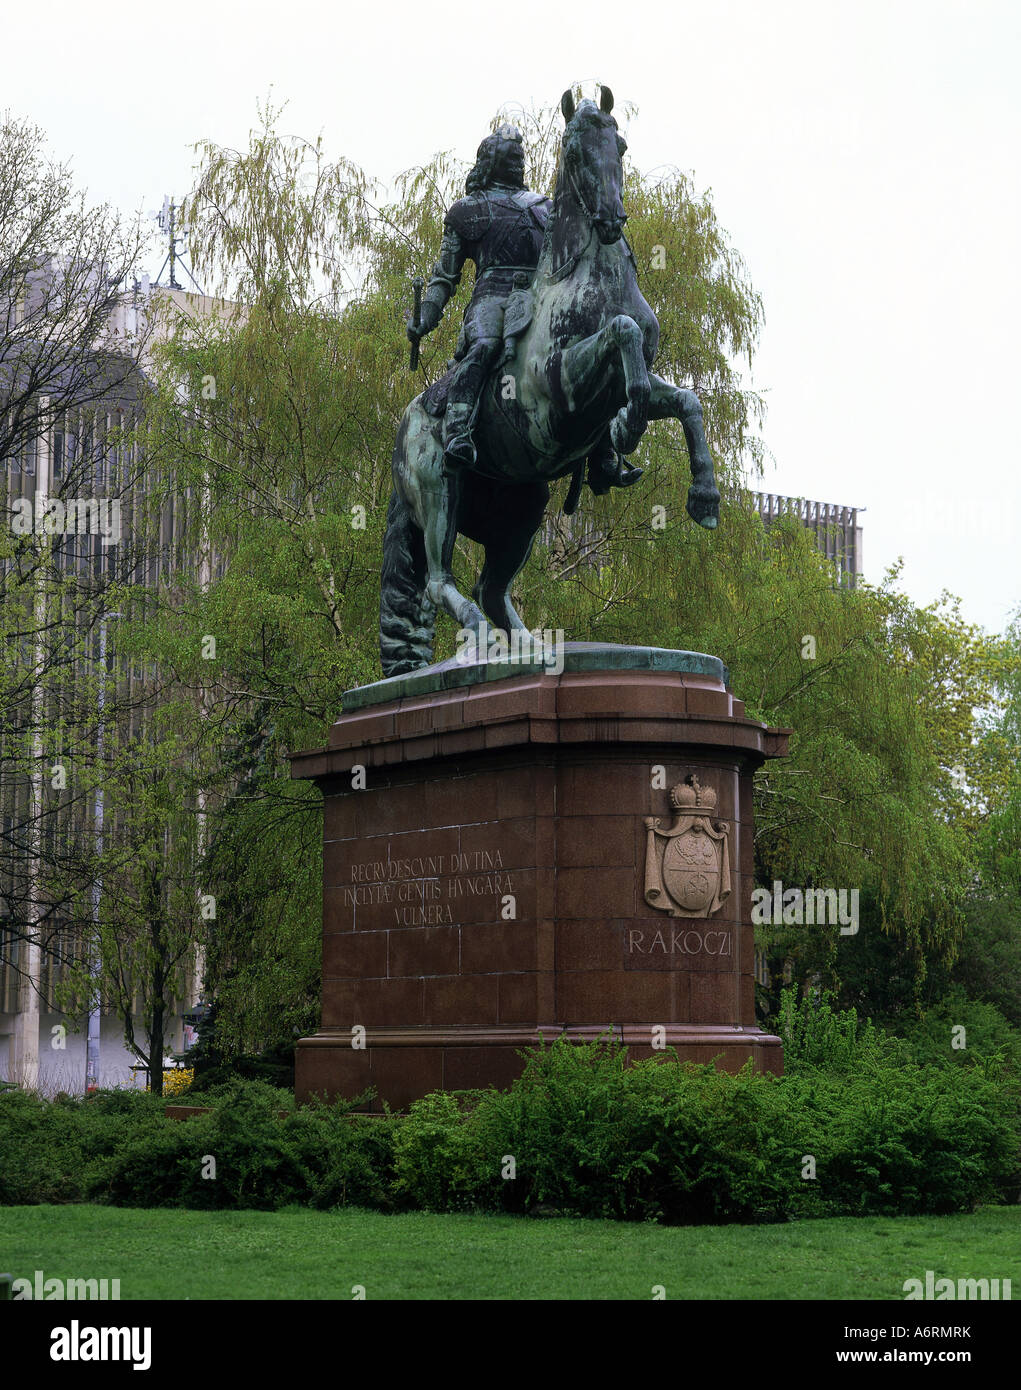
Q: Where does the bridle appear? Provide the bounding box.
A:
[559,126,625,237]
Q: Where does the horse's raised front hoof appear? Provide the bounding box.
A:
[686,485,721,529]
[610,411,646,457]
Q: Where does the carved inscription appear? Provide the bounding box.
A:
[343,849,512,925]
[628,928,732,956]
[624,924,733,969]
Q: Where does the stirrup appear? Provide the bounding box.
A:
[444,433,477,468]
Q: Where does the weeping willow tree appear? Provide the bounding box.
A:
[126,88,999,1059]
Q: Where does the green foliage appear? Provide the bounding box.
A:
[390,1038,1019,1222]
[793,1065,1019,1216]
[951,898,1021,1029]
[3,1047,1017,1221]
[897,987,1021,1076]
[776,987,897,1074]
[88,1081,395,1212]
[0,1088,168,1205]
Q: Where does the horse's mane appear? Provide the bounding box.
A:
[538,133,573,271]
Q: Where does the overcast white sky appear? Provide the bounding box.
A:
[5,0,1018,635]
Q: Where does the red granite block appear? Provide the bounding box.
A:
[557,866,636,919]
[435,728,487,757]
[352,977,425,1026]
[556,919,625,971]
[484,719,531,750]
[323,931,388,980]
[321,979,357,1028]
[740,973,756,1026]
[556,672,685,718]
[388,925,460,978]
[430,698,466,732]
[557,968,677,1022]
[459,816,541,870]
[401,733,440,762]
[329,708,396,748]
[688,971,739,1025]
[424,773,491,829]
[447,866,536,925]
[356,826,460,876]
[323,795,358,841]
[556,761,651,815]
[296,1044,369,1105]
[354,782,427,838]
[371,1047,443,1109]
[498,972,539,1023]
[622,921,737,971]
[684,686,732,719]
[739,824,755,877]
[557,814,635,868]
[323,885,355,935]
[465,675,556,723]
[492,763,551,819]
[442,1045,524,1093]
[424,974,499,1025]
[461,920,538,974]
[392,696,440,738]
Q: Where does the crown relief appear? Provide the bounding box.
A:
[669,774,717,813]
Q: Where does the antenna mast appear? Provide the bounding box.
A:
[152,195,204,294]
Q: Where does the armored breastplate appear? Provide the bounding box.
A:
[474,191,550,278]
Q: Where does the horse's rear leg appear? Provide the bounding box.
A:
[465,479,550,637]
[647,375,720,529]
[421,464,487,635]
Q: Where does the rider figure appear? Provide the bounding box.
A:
[407,123,640,493]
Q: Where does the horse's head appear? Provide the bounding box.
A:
[558,86,627,244]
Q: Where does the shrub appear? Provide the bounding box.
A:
[895,987,1021,1075]
[2,1048,1017,1221]
[776,986,902,1073]
[381,1035,1020,1223]
[87,1080,396,1212]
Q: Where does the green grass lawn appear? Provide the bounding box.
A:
[1,1204,1018,1299]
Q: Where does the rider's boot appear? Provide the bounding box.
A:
[443,402,477,469]
[586,437,643,495]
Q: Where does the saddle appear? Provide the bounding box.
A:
[421,369,454,419]
[420,276,536,419]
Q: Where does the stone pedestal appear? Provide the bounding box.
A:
[289,646,789,1110]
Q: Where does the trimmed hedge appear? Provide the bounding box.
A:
[1,1039,1017,1223]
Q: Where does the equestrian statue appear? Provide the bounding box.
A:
[380,86,721,678]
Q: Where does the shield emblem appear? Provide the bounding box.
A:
[643,776,731,918]
[662,827,721,915]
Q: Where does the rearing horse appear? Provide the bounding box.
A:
[380,85,721,677]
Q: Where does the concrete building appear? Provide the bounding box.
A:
[748,490,863,588]
[0,276,224,1092]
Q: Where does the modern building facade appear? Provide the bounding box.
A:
[0,280,222,1091]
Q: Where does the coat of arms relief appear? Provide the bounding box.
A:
[643,774,731,918]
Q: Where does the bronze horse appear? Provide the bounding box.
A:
[380,86,720,677]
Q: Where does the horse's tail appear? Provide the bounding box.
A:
[379,484,435,677]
